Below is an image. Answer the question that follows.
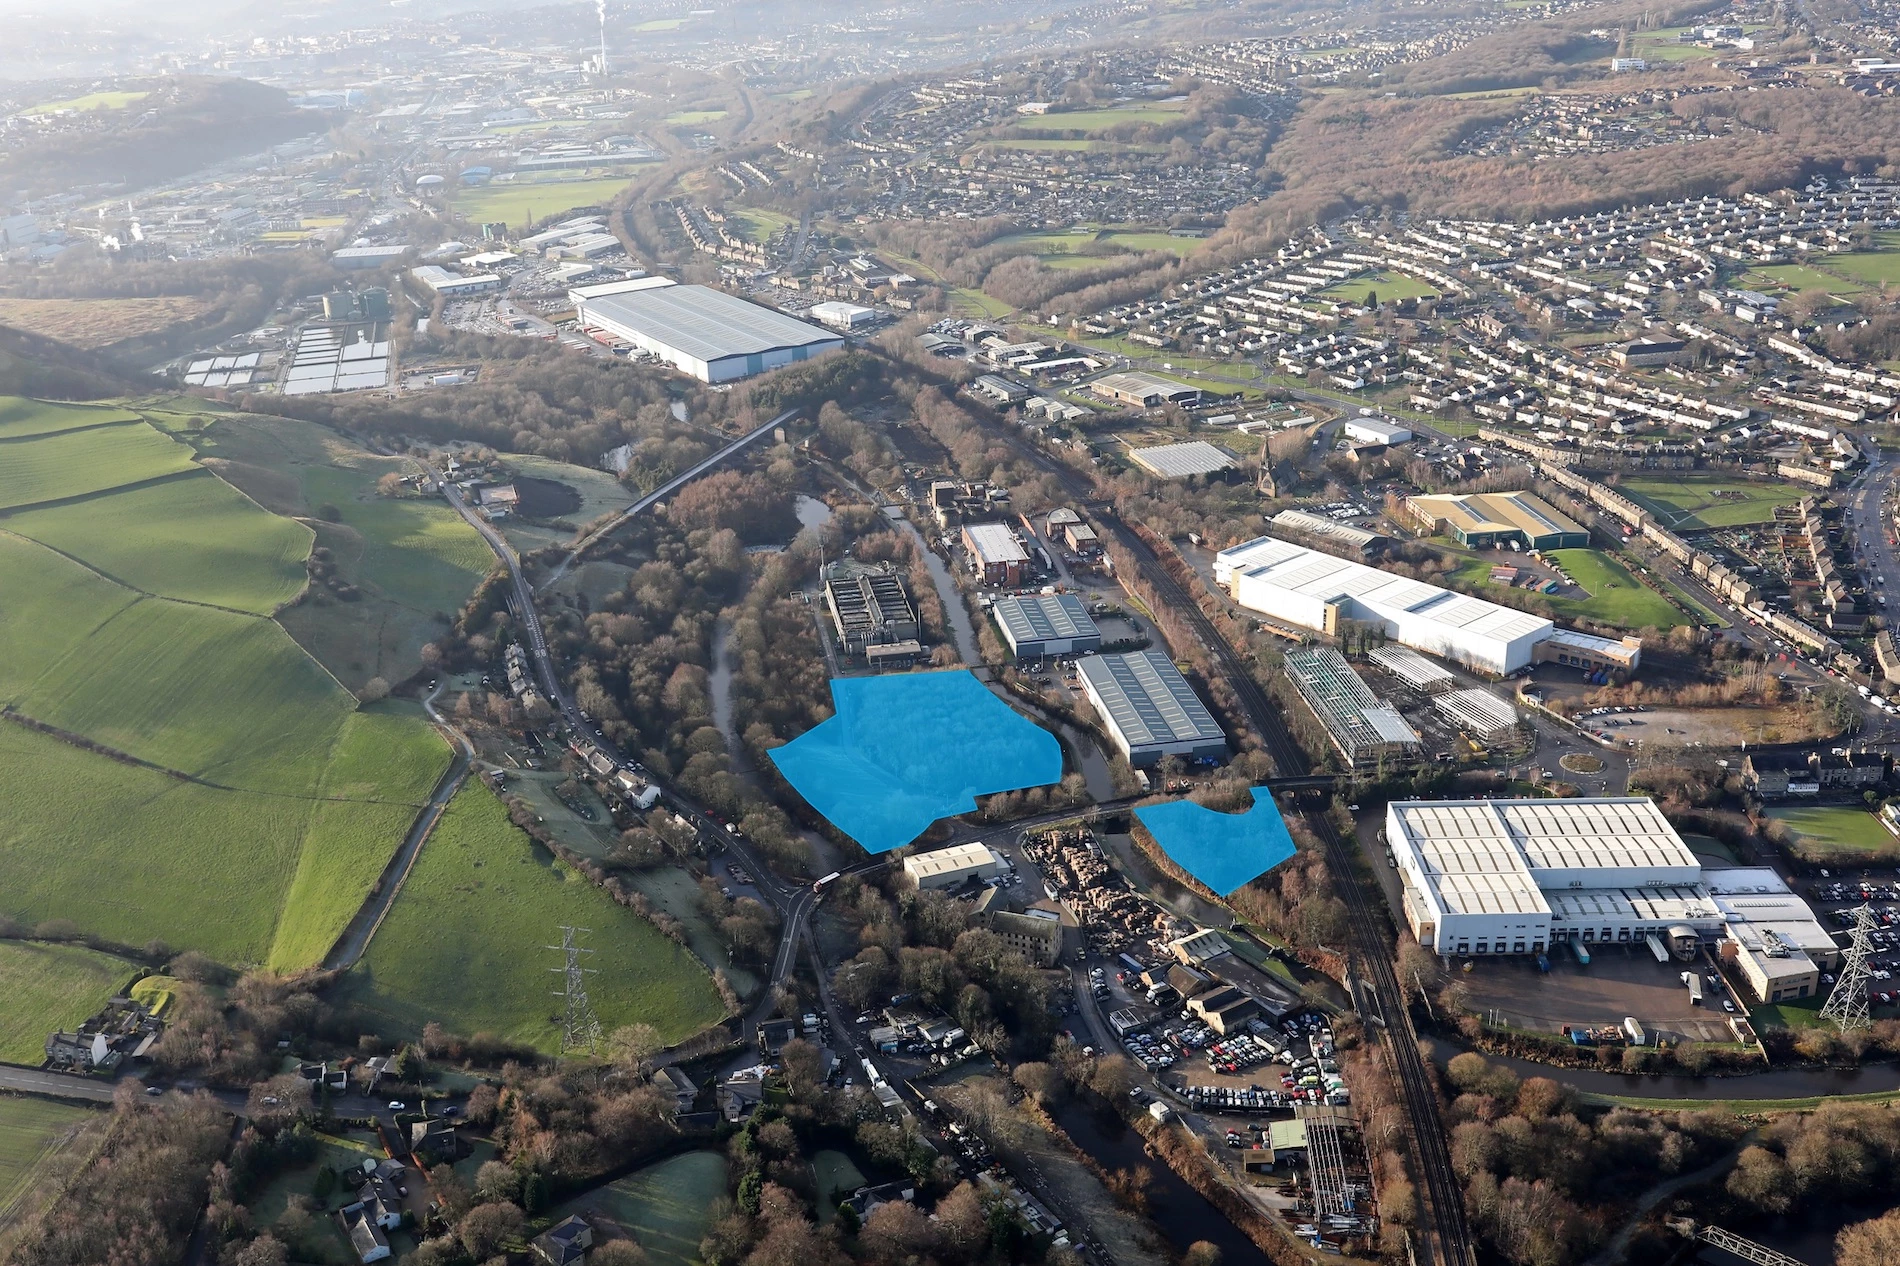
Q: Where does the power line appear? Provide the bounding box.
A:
[1819,904,1877,1033]
[549,925,602,1055]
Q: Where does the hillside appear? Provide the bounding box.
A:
[0,396,466,968]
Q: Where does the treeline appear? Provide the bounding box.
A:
[6,1088,233,1266]
[1438,1051,1744,1266]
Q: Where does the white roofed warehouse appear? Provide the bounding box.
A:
[574,283,843,382]
[904,842,1006,890]
[1077,651,1227,768]
[1215,535,1560,676]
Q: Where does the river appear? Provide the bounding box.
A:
[1050,1098,1264,1264]
[1425,1041,1900,1101]
[892,512,982,664]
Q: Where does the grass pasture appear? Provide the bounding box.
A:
[342,785,726,1052]
[453,176,639,230]
[300,465,496,618]
[3,471,310,613]
[551,1151,726,1266]
[0,401,467,968]
[665,109,728,125]
[1615,473,1797,529]
[0,296,219,350]
[0,941,134,1064]
[0,397,141,438]
[1766,804,1899,861]
[0,420,196,511]
[1545,548,1686,630]
[0,1097,96,1242]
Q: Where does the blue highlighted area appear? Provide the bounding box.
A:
[768,670,1063,854]
[1134,788,1298,896]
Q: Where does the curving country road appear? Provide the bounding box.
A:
[322,681,475,971]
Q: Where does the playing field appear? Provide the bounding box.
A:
[0,1097,96,1241]
[996,227,1203,264]
[453,176,640,230]
[1746,263,1866,297]
[1015,103,1186,132]
[1825,247,1900,288]
[665,109,728,125]
[982,137,1166,153]
[1317,271,1440,304]
[0,401,456,966]
[341,785,727,1051]
[23,89,147,115]
[1615,474,1797,529]
[1545,548,1687,630]
[1766,805,1899,860]
[729,207,793,243]
[0,941,134,1064]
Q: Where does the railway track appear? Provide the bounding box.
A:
[1096,510,1477,1266]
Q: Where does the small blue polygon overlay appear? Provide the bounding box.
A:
[1134,788,1298,896]
[768,670,1064,854]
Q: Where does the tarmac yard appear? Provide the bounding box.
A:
[1455,943,1741,1044]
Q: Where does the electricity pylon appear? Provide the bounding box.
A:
[550,925,602,1055]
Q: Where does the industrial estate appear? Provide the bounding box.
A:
[8,3,1900,1266]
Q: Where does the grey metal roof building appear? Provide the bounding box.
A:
[1126,440,1236,480]
[993,593,1101,659]
[1281,647,1419,769]
[574,284,843,382]
[1076,650,1227,768]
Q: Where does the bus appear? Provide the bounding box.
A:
[812,871,842,895]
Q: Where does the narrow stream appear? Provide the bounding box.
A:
[894,514,982,665]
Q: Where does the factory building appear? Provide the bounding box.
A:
[1214,536,1562,676]
[1077,651,1227,768]
[962,522,1031,587]
[904,842,1007,890]
[1400,491,1589,551]
[1280,647,1419,768]
[1090,371,1202,409]
[808,300,881,331]
[1267,509,1389,561]
[574,283,843,382]
[992,593,1101,659]
[411,264,503,296]
[1342,417,1413,446]
[1386,799,1835,990]
[822,561,919,665]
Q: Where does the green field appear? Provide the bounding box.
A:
[996,227,1204,265]
[982,137,1165,153]
[1766,804,1899,859]
[1017,103,1186,132]
[729,207,793,244]
[23,89,147,115]
[299,466,494,619]
[0,941,134,1064]
[1615,474,1797,529]
[341,786,726,1052]
[0,420,197,510]
[1317,271,1440,304]
[0,401,459,967]
[3,471,310,614]
[1546,548,1687,630]
[1746,263,1867,297]
[0,398,140,438]
[0,1097,96,1237]
[453,176,640,230]
[551,1151,725,1266]
[1825,247,1900,288]
[665,109,729,125]
[634,16,689,30]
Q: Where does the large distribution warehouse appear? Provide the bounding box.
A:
[1077,650,1227,767]
[1385,797,1837,1002]
[1214,535,1640,676]
[574,282,843,382]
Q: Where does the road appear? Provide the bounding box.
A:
[547,409,797,584]
[323,681,475,970]
[436,441,879,1040]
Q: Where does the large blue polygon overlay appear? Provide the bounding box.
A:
[1134,788,1298,896]
[768,670,1064,854]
